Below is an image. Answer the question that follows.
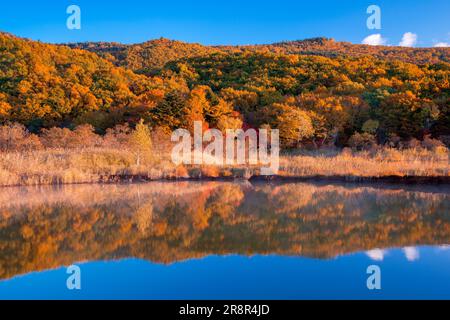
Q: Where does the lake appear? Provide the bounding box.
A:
[0,181,449,300]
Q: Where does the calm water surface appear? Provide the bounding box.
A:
[0,181,449,299]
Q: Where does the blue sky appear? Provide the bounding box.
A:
[0,0,449,46]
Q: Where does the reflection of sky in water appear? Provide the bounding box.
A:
[0,182,448,299]
[1,246,449,300]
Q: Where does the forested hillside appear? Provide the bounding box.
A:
[248,38,450,65]
[0,32,159,130]
[69,38,220,75]
[1,32,450,148]
[71,37,450,75]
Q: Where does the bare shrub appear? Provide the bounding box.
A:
[20,134,43,152]
[387,134,402,148]
[104,124,132,148]
[348,133,376,151]
[0,123,42,151]
[40,125,101,149]
[151,126,172,154]
[71,124,102,148]
[438,135,450,148]
[40,127,75,149]
[422,135,446,151]
[406,138,422,149]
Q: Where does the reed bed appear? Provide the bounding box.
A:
[0,146,448,187]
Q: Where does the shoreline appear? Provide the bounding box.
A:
[249,174,450,185]
[101,173,450,185]
[1,146,448,187]
[1,173,446,188]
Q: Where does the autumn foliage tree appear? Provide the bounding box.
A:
[129,119,153,166]
[259,103,315,147]
[0,32,449,149]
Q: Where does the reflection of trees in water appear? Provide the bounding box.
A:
[0,182,449,280]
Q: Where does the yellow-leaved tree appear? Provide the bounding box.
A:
[129,119,153,166]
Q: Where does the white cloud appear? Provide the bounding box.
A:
[403,247,420,262]
[366,249,386,261]
[434,42,450,47]
[362,34,387,46]
[399,32,418,47]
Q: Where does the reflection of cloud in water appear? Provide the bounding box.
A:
[403,247,420,261]
[0,181,449,281]
[366,249,386,261]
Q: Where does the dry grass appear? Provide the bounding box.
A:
[0,146,448,187]
[0,147,177,186]
[281,147,449,178]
